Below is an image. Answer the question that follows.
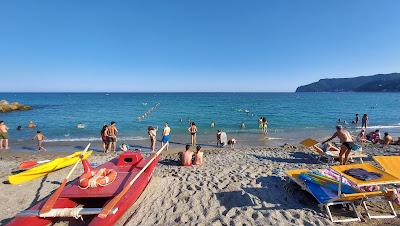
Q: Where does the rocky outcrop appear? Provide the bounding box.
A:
[0,100,32,113]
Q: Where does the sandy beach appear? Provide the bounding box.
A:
[1,143,399,225]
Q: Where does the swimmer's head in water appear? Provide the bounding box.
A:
[185,145,190,151]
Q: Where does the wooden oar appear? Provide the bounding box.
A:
[39,143,91,214]
[19,160,51,170]
[98,143,167,218]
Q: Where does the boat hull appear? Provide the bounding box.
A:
[7,152,160,226]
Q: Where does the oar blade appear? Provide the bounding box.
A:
[39,179,67,214]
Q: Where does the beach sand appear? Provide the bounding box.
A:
[1,143,400,225]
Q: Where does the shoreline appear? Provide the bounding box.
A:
[1,144,399,225]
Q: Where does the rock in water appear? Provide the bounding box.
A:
[0,100,32,112]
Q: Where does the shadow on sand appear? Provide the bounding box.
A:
[250,152,315,164]
[214,175,318,215]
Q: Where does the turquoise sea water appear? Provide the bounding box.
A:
[1,93,400,143]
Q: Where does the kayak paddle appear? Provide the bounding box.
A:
[39,143,91,215]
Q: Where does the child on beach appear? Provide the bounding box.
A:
[33,131,47,152]
[120,143,129,152]
[228,138,236,149]
[193,145,203,165]
[180,144,194,166]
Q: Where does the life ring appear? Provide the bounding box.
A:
[79,168,117,189]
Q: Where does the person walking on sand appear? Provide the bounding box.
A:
[105,121,118,153]
[0,121,9,150]
[188,122,197,146]
[161,122,171,151]
[361,114,368,129]
[322,125,357,165]
[33,130,47,152]
[355,113,359,127]
[100,125,109,153]
[148,126,157,152]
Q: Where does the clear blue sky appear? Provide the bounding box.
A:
[1,0,400,92]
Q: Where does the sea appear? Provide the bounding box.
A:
[1,92,400,146]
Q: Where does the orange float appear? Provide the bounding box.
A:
[79,168,117,189]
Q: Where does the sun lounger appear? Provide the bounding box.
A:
[300,138,367,164]
[286,168,395,222]
[373,156,400,179]
[331,163,399,219]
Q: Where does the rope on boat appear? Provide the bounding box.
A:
[88,168,106,188]
[40,206,84,220]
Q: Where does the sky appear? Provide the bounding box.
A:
[1,0,400,92]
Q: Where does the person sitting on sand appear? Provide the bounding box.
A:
[381,132,393,145]
[28,121,36,129]
[193,145,204,165]
[228,138,236,149]
[33,130,47,152]
[180,144,194,166]
[322,125,357,165]
[357,129,369,143]
[120,143,129,152]
[0,121,9,150]
[371,130,381,144]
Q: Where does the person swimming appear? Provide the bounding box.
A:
[76,122,85,129]
[28,121,36,129]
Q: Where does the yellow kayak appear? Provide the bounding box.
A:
[8,151,92,184]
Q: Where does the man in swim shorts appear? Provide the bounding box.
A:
[0,121,9,150]
[322,125,356,165]
[106,121,118,153]
[161,122,171,151]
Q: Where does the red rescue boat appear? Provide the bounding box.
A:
[7,148,163,226]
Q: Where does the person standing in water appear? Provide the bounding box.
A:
[355,113,359,127]
[210,121,215,128]
[148,126,157,152]
[262,117,268,135]
[106,121,118,153]
[33,130,47,152]
[188,122,198,146]
[0,121,9,150]
[361,114,368,129]
[322,125,356,165]
[161,122,171,151]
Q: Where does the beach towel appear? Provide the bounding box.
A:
[344,168,382,181]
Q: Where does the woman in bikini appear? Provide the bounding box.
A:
[188,122,198,146]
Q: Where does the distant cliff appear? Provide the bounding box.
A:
[296,73,400,92]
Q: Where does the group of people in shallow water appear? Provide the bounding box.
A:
[1,120,47,151]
